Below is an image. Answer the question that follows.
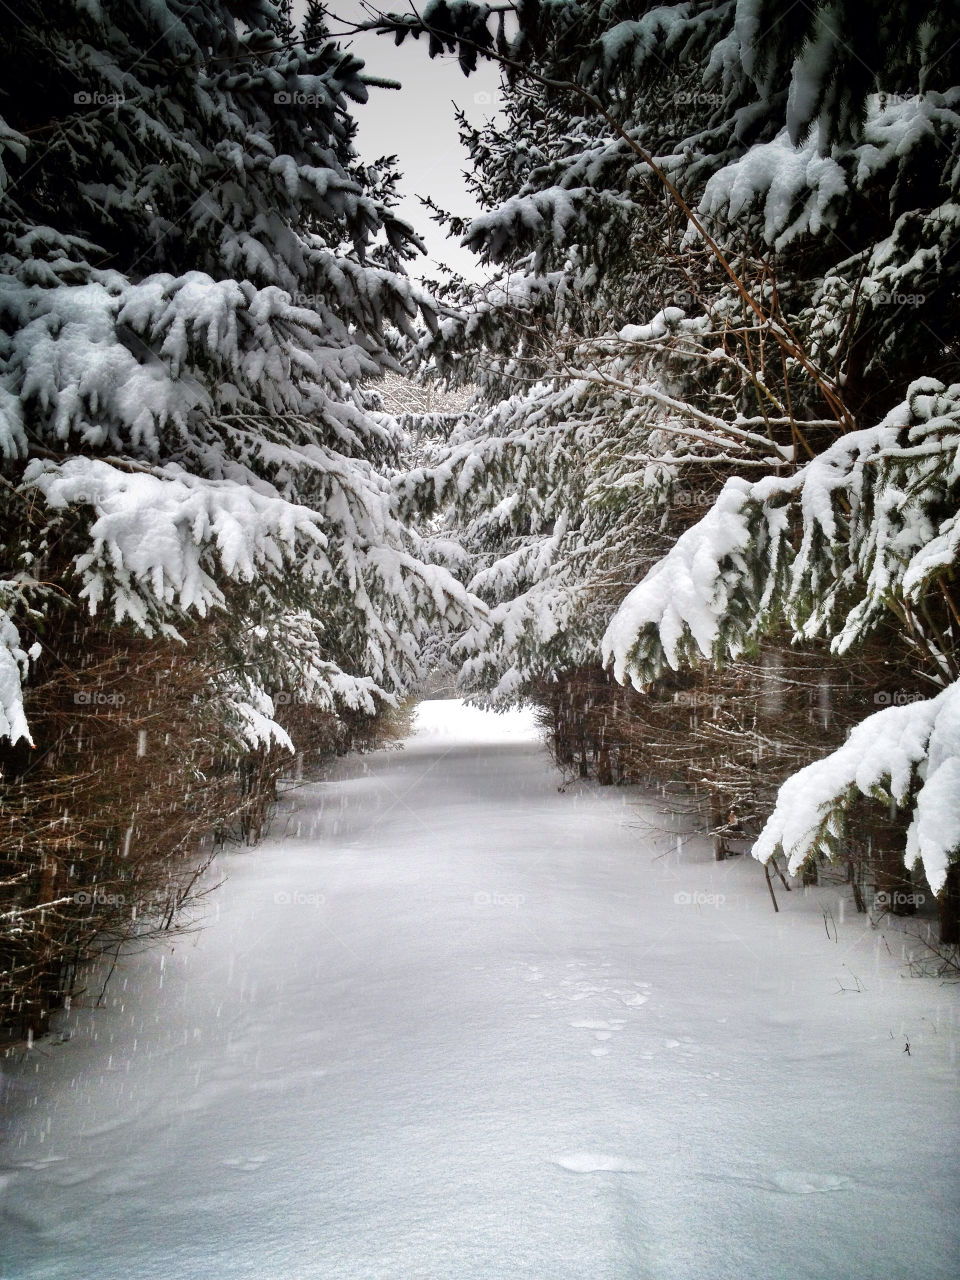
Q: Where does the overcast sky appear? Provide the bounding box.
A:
[298,3,504,278]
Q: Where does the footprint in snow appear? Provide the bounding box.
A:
[771,1171,855,1194]
[709,1169,855,1195]
[555,1152,643,1174]
[569,1017,626,1057]
[221,1155,269,1172]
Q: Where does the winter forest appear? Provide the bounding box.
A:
[1,1,959,1277]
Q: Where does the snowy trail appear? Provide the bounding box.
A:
[1,701,958,1280]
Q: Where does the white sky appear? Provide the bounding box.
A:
[299,3,503,278]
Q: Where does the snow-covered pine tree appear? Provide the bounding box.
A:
[386,2,833,702]
[0,0,478,748]
[0,0,485,1038]
[375,1,960,928]
[393,42,718,703]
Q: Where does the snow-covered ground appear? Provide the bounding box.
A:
[1,700,957,1279]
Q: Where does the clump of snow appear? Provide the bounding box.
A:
[23,457,331,630]
[753,683,960,893]
[0,607,34,746]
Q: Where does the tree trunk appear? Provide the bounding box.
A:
[939,862,960,945]
[869,818,917,917]
[711,799,727,861]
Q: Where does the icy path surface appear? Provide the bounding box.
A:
[2,700,959,1279]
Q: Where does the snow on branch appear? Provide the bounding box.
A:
[0,605,38,747]
[464,186,638,261]
[602,477,791,679]
[752,681,960,894]
[693,91,960,251]
[22,457,331,630]
[602,379,960,686]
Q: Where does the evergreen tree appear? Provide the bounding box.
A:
[0,0,478,749]
[0,0,489,1037]
[379,1,960,916]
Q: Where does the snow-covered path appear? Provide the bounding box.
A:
[2,701,958,1280]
